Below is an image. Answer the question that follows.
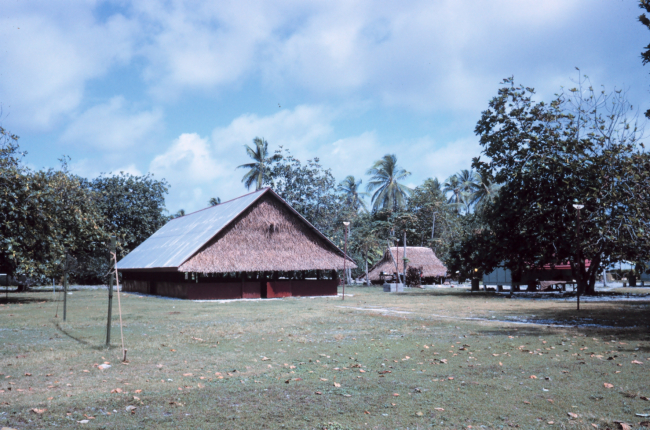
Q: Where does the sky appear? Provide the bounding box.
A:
[1,0,648,214]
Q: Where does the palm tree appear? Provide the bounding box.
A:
[456,169,481,212]
[470,174,501,212]
[208,197,221,206]
[366,154,412,211]
[442,174,462,211]
[237,137,280,190]
[338,176,369,212]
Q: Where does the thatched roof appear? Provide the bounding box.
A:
[117,188,356,272]
[367,247,446,281]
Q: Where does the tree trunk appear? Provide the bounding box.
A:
[584,254,601,295]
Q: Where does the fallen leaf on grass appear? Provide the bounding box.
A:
[614,422,632,430]
[567,412,578,419]
[183,373,193,377]
[547,399,554,403]
[632,360,644,365]
[24,373,31,377]
[333,382,341,387]
[47,397,53,400]
[641,396,650,401]
[98,364,111,370]
[134,389,142,394]
[110,388,122,393]
[77,420,89,424]
[523,401,530,405]
[604,383,614,389]
[530,375,537,379]
[416,411,423,416]
[320,378,328,381]
[261,357,270,361]
[434,408,444,411]
[393,393,399,397]
[31,408,46,414]
[364,411,370,414]
[125,405,137,413]
[315,392,322,395]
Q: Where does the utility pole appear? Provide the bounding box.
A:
[402,230,407,286]
[431,212,437,240]
[106,236,116,346]
[63,253,68,322]
[573,204,584,311]
[342,222,349,300]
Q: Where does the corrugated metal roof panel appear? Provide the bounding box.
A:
[116,189,266,269]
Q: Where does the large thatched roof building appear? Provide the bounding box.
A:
[367,246,447,284]
[117,188,356,299]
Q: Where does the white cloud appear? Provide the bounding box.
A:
[420,136,482,182]
[211,104,335,155]
[149,133,234,211]
[0,1,137,129]
[60,96,163,152]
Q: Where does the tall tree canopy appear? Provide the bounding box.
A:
[449,76,650,294]
[265,147,345,237]
[366,154,412,211]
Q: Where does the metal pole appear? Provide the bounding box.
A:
[106,236,116,346]
[576,208,581,311]
[403,230,407,286]
[63,255,68,322]
[343,226,348,301]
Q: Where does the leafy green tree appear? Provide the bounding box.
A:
[237,137,281,190]
[71,172,169,283]
[265,147,345,237]
[366,154,412,211]
[338,175,369,212]
[0,152,108,287]
[450,75,650,295]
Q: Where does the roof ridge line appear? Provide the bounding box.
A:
[170,188,270,220]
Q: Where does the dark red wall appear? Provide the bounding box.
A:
[266,281,292,298]
[122,273,337,300]
[242,282,262,299]
[291,280,337,297]
[187,283,242,300]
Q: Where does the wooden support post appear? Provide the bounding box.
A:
[63,268,68,322]
[106,272,113,346]
[106,236,116,346]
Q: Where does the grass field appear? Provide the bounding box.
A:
[1,286,650,429]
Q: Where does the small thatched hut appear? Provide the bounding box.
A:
[117,188,356,299]
[367,247,447,284]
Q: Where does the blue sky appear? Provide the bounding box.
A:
[1,0,647,213]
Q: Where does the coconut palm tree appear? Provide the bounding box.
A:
[208,197,221,206]
[366,154,412,211]
[470,174,501,212]
[442,174,462,211]
[237,137,280,190]
[456,169,481,212]
[338,176,369,212]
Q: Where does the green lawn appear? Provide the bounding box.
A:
[1,287,649,429]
